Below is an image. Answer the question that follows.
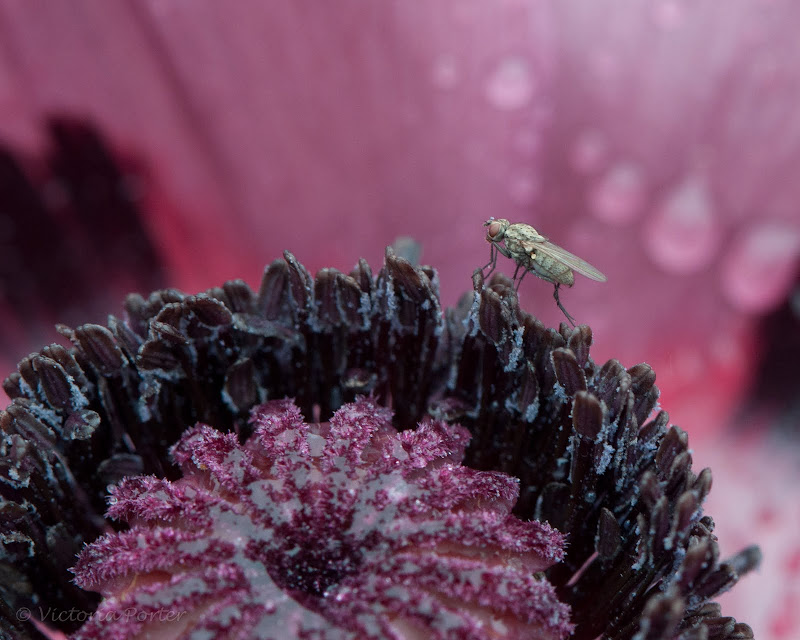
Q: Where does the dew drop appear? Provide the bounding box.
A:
[720,223,800,313]
[710,333,743,368]
[644,176,720,274]
[590,50,619,80]
[570,130,608,174]
[589,162,646,224]
[652,0,685,29]
[513,128,540,157]
[485,57,535,111]
[431,54,459,89]
[675,349,704,380]
[509,173,540,206]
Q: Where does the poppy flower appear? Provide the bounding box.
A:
[0,1,797,637]
[0,252,758,638]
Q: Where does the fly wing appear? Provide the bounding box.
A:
[523,239,607,282]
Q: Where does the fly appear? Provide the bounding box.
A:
[481,217,607,326]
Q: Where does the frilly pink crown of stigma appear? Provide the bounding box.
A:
[70,397,573,640]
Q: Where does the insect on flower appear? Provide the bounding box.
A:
[481,217,607,326]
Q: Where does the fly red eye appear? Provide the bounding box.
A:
[487,221,502,238]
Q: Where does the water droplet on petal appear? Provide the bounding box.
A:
[514,128,541,157]
[431,54,459,89]
[590,50,619,80]
[644,176,720,274]
[509,173,540,206]
[710,333,744,369]
[675,349,704,380]
[652,0,685,29]
[570,130,608,174]
[589,162,646,224]
[485,58,535,111]
[721,223,800,313]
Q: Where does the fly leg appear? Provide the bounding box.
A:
[481,243,512,280]
[553,283,577,327]
[481,244,498,278]
[514,264,527,292]
[514,249,536,292]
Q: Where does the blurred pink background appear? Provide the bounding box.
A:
[0,1,797,636]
